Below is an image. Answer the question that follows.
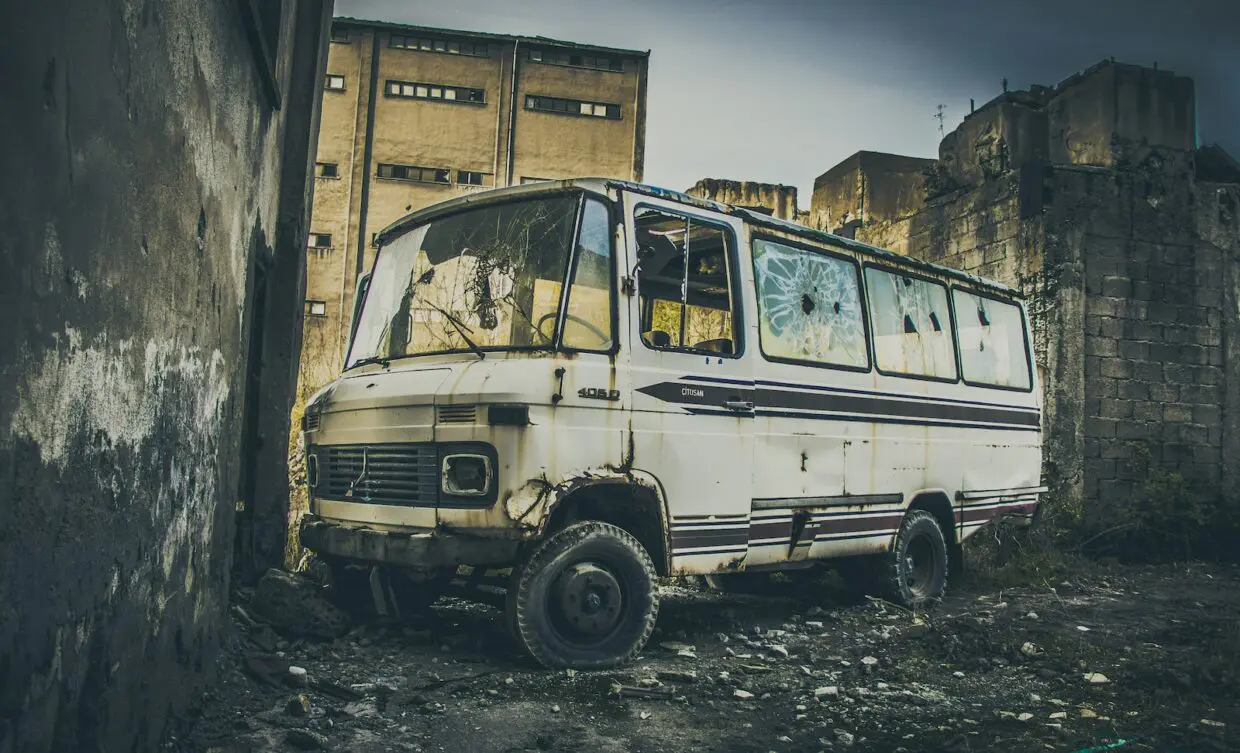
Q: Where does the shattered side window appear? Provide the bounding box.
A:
[751,239,868,369]
[864,267,957,379]
[952,289,1031,389]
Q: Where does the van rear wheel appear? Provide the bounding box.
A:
[508,521,658,669]
[877,509,949,608]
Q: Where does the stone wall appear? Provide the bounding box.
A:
[812,60,1240,525]
[687,178,799,221]
[0,2,330,751]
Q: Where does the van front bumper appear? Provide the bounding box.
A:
[300,514,520,568]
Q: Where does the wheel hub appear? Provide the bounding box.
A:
[904,535,936,597]
[553,562,623,637]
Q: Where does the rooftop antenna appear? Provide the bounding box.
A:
[970,98,975,113]
[935,104,946,137]
[1002,77,1009,93]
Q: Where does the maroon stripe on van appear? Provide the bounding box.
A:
[748,521,793,542]
[818,514,904,535]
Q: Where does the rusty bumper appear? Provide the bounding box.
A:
[300,515,520,569]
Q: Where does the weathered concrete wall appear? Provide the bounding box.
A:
[687,178,799,221]
[816,60,1239,523]
[0,1,329,750]
[809,151,935,234]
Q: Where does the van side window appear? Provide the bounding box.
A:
[864,267,957,379]
[560,198,614,350]
[952,289,1031,389]
[752,238,868,369]
[635,208,738,355]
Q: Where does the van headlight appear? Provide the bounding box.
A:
[441,454,492,496]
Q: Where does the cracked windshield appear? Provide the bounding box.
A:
[347,195,611,367]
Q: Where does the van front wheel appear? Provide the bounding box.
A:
[877,509,949,609]
[509,521,659,669]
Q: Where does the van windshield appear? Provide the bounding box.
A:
[347,194,612,368]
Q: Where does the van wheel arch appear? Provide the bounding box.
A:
[539,477,671,577]
[906,489,961,575]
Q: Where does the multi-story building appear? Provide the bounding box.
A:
[299,18,650,393]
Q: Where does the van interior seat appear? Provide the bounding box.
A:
[694,338,733,354]
[644,330,672,348]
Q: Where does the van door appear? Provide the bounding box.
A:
[622,192,754,574]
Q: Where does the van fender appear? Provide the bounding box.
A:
[901,487,958,543]
[502,466,672,556]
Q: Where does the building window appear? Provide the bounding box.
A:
[330,26,350,43]
[315,162,339,178]
[384,80,485,104]
[527,48,623,72]
[306,300,328,317]
[325,74,346,91]
[308,233,332,249]
[457,171,492,186]
[520,176,553,184]
[377,163,451,184]
[389,34,488,57]
[525,95,620,120]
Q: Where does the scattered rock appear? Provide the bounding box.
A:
[551,704,561,713]
[952,671,966,678]
[733,689,754,700]
[658,669,699,684]
[835,729,856,746]
[343,700,379,718]
[1200,719,1226,728]
[1050,712,1067,720]
[659,641,695,652]
[861,656,878,666]
[1082,672,1110,684]
[814,686,839,698]
[287,666,309,688]
[1017,713,1034,722]
[1020,642,1042,658]
[768,644,790,659]
[1079,708,1098,718]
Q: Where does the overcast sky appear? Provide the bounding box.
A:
[337,0,1239,200]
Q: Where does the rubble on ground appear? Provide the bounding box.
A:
[170,564,1240,752]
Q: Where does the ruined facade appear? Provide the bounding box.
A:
[687,178,800,221]
[812,61,1240,522]
[299,19,650,395]
[0,2,332,750]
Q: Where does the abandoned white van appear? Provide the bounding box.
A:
[299,179,1045,668]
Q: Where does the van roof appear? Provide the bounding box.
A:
[374,178,1021,298]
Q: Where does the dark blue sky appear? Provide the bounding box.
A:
[338,0,1239,200]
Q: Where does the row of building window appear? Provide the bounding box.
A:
[327,75,622,121]
[389,34,489,57]
[315,162,541,188]
[527,48,623,72]
[384,80,485,104]
[525,95,621,119]
[329,26,628,74]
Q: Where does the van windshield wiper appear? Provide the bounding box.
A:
[347,355,391,371]
[423,302,486,360]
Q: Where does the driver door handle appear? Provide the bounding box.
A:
[723,400,754,413]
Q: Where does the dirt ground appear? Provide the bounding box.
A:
[169,559,1240,753]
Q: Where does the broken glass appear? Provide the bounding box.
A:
[864,268,957,379]
[953,289,1031,389]
[752,239,867,368]
[346,196,579,367]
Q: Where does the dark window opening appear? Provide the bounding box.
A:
[377,163,451,185]
[316,162,339,178]
[525,95,621,120]
[308,233,332,249]
[330,26,350,43]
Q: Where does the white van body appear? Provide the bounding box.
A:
[300,179,1043,667]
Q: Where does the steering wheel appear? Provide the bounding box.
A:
[535,312,610,347]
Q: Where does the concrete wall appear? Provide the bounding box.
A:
[686,179,799,221]
[811,60,1240,523]
[0,1,330,750]
[809,151,935,234]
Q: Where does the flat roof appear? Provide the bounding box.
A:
[332,17,650,58]
[375,179,1020,298]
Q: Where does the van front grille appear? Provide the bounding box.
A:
[437,405,477,424]
[315,443,438,507]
